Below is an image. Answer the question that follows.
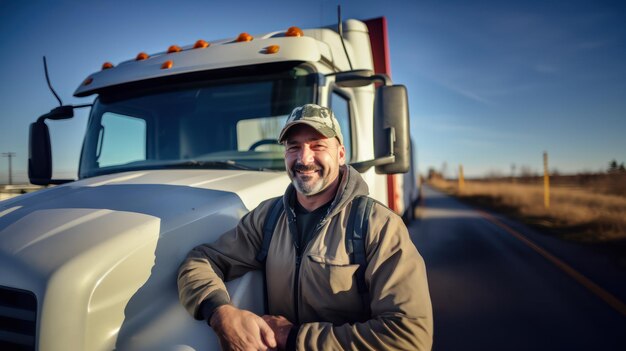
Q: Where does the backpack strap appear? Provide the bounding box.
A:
[346,195,375,318]
[256,196,283,315]
[256,197,284,264]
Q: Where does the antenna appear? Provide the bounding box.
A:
[337,5,354,71]
[43,56,63,106]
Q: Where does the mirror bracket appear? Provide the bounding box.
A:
[350,127,396,173]
[330,70,392,88]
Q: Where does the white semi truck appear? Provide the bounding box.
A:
[0,17,417,350]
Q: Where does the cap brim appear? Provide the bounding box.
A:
[278,120,337,143]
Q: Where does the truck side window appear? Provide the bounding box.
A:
[97,113,147,167]
[330,92,352,161]
[237,116,286,152]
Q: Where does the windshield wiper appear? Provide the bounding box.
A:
[166,160,268,171]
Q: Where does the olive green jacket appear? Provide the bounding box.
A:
[177,166,433,350]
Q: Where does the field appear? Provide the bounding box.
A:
[0,184,43,202]
[428,173,626,243]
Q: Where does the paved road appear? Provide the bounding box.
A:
[410,185,626,350]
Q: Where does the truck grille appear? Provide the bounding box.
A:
[0,286,37,350]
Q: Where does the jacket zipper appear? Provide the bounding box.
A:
[294,253,302,321]
[286,211,301,322]
[290,214,328,323]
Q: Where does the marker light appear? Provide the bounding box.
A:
[102,62,114,70]
[264,45,280,54]
[236,33,253,42]
[161,60,173,69]
[167,45,181,53]
[194,40,209,49]
[83,77,93,86]
[285,26,303,37]
[136,52,149,61]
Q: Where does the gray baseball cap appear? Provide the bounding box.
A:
[278,104,344,145]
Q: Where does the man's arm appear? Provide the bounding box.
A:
[177,199,277,349]
[289,210,433,350]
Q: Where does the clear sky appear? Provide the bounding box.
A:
[1,0,625,183]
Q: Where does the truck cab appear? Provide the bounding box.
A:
[0,18,415,350]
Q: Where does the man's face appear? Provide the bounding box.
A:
[284,124,346,197]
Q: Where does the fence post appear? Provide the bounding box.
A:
[458,164,465,192]
[543,152,550,209]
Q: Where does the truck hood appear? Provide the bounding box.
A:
[0,169,289,349]
[0,169,289,281]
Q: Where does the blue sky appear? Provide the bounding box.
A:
[1,0,625,183]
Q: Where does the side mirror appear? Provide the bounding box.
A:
[350,84,411,174]
[28,105,76,185]
[28,121,53,185]
[374,85,410,174]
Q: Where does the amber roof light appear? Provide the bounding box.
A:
[194,40,209,49]
[285,26,303,37]
[264,45,280,54]
[167,45,182,53]
[236,33,253,42]
[136,52,149,61]
[161,60,173,69]
[102,62,114,70]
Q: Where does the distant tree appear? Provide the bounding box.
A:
[427,167,442,180]
[520,165,534,178]
[608,159,625,174]
[485,169,504,180]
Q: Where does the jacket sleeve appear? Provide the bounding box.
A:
[177,200,271,321]
[294,208,434,350]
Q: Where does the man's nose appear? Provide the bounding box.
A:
[298,145,314,164]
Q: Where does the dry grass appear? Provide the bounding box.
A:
[429,177,626,243]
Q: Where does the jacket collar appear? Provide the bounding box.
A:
[283,165,369,224]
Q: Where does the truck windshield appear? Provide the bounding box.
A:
[79,66,316,178]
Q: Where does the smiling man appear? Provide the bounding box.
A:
[178,104,433,350]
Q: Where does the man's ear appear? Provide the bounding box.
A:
[338,144,346,166]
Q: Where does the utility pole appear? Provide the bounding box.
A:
[2,152,16,185]
[458,164,465,192]
[543,151,550,209]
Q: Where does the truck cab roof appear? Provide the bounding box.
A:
[73,20,371,98]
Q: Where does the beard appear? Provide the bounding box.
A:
[290,162,327,196]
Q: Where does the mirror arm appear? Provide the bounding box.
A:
[350,127,396,173]
[36,103,91,123]
[351,155,395,173]
[371,74,392,86]
[330,70,393,88]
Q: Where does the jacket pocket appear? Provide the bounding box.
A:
[306,254,359,294]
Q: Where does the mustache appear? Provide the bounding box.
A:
[292,162,321,172]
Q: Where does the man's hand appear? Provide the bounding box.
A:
[261,315,294,350]
[209,304,277,351]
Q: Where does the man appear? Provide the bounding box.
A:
[178,104,433,350]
